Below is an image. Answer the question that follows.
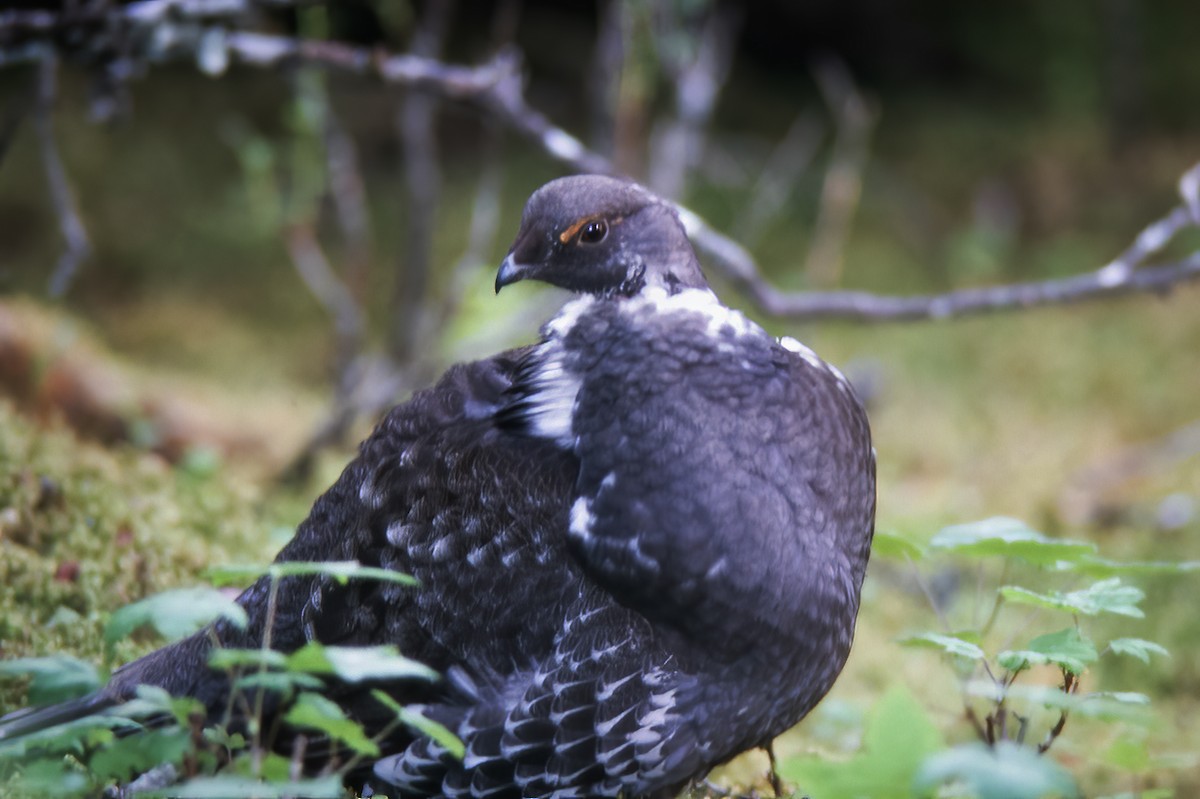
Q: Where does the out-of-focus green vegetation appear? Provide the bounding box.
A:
[1,1,1199,795]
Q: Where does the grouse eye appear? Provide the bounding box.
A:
[579,219,608,245]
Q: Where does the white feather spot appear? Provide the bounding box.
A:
[627,726,661,745]
[596,673,637,701]
[465,545,487,566]
[629,286,760,343]
[595,705,638,736]
[544,295,597,338]
[522,348,580,446]
[431,536,453,562]
[704,556,728,580]
[385,521,416,547]
[779,336,823,369]
[626,536,661,574]
[358,478,383,508]
[569,497,593,541]
[825,360,852,390]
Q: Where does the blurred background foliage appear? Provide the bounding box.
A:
[0,0,1198,796]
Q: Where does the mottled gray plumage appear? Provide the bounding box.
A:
[0,175,875,799]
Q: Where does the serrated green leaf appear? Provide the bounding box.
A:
[283,692,378,756]
[104,587,247,646]
[205,560,417,588]
[871,532,925,560]
[1108,638,1170,663]
[0,655,101,705]
[284,642,438,683]
[930,517,1095,565]
[371,689,465,759]
[778,683,943,798]
[1000,578,1145,618]
[998,628,1098,675]
[898,632,986,661]
[916,741,1080,799]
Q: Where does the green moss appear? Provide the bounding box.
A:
[0,401,281,712]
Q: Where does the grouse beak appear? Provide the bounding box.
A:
[495,254,526,294]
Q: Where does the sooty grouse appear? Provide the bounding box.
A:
[0,175,876,798]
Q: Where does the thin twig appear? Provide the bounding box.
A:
[647,2,741,198]
[964,703,989,744]
[733,112,824,245]
[284,224,365,347]
[1037,671,1076,754]
[33,52,91,297]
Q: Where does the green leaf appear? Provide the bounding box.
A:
[283,692,379,756]
[207,648,288,671]
[916,741,1080,799]
[139,775,344,798]
[871,531,925,560]
[6,757,90,795]
[1108,638,1170,663]
[0,655,101,705]
[1057,555,1200,577]
[108,685,205,728]
[205,560,418,588]
[104,587,248,646]
[0,714,139,760]
[930,517,1095,565]
[898,631,986,661]
[779,683,943,798]
[225,751,293,782]
[1000,578,1145,618]
[998,628,1098,675]
[372,689,465,759]
[284,642,438,683]
[232,671,324,696]
[87,727,192,783]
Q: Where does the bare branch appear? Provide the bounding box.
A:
[33,52,91,297]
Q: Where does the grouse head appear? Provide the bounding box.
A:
[496,174,709,298]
